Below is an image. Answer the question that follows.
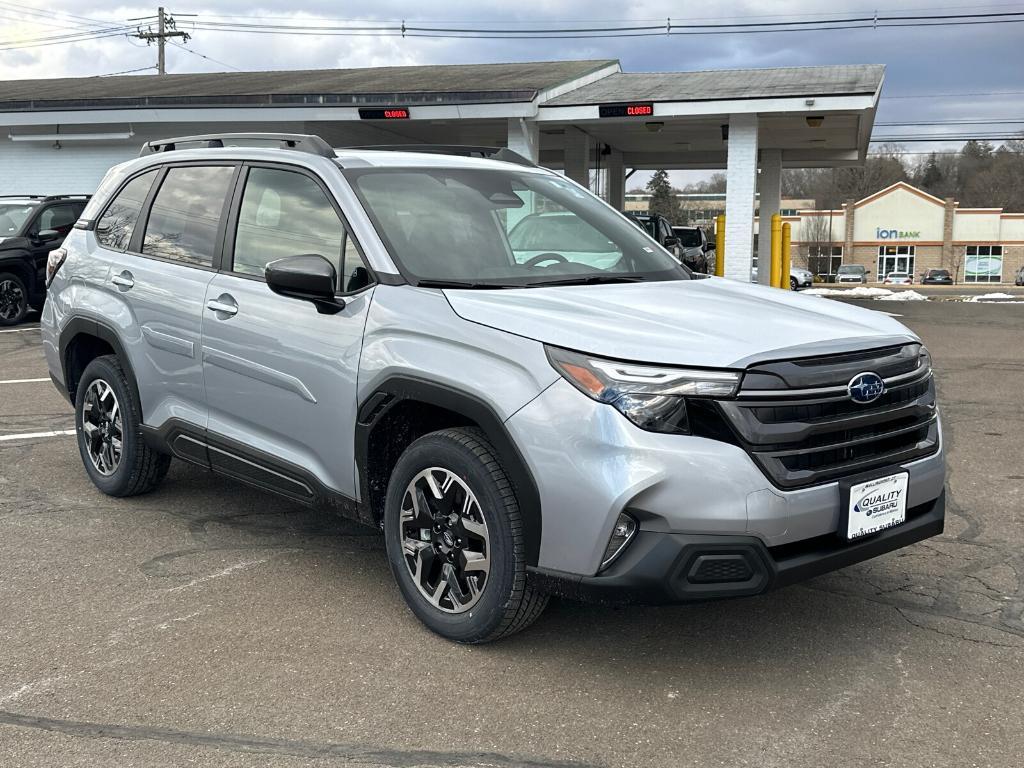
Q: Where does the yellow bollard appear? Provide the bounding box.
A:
[781,222,792,291]
[714,214,725,276]
[770,213,783,288]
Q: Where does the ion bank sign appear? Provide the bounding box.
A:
[876,227,921,239]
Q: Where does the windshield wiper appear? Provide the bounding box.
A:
[415,279,517,289]
[525,275,648,288]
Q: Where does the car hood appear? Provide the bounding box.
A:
[443,278,917,368]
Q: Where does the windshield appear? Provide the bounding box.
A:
[346,167,687,287]
[673,228,702,248]
[837,265,863,274]
[0,202,36,237]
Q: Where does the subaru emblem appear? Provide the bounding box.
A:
[848,372,885,404]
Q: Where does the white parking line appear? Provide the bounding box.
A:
[0,429,76,442]
[0,326,40,334]
[0,378,50,385]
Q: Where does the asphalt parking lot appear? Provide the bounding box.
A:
[1,300,1022,768]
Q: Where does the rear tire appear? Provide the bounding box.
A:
[75,355,170,497]
[0,272,28,327]
[384,427,548,643]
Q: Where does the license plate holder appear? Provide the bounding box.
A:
[839,470,909,541]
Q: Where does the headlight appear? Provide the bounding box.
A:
[545,346,740,434]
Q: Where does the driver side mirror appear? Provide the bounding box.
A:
[663,236,679,248]
[36,229,61,244]
[265,254,346,315]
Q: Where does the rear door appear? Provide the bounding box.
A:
[200,163,375,498]
[106,162,237,432]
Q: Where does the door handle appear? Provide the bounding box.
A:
[111,271,134,290]
[206,295,238,317]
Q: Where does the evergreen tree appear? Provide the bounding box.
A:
[646,169,680,221]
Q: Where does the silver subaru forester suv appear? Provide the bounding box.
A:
[42,134,945,643]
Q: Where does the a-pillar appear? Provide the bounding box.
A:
[756,148,782,285]
[723,114,759,282]
[506,118,539,164]
[563,127,591,188]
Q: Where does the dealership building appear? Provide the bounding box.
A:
[773,181,1024,283]
[0,59,884,281]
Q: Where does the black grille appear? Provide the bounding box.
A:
[688,555,754,584]
[717,344,939,489]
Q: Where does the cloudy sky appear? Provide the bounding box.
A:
[2,0,1022,182]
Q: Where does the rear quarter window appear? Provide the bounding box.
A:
[95,170,159,252]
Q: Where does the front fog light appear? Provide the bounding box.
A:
[600,512,638,571]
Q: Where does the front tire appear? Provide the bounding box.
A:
[75,355,170,497]
[790,276,798,291]
[0,272,28,327]
[384,428,548,643]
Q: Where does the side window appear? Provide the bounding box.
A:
[32,203,82,237]
[341,231,373,292]
[96,171,158,252]
[233,167,371,291]
[143,166,235,267]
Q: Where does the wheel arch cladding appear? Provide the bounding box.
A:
[59,317,141,410]
[356,377,542,566]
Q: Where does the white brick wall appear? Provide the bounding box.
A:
[0,142,134,196]
[724,114,758,281]
[0,121,308,196]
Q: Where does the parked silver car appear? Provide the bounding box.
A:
[42,134,945,643]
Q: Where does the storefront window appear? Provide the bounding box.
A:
[877,245,915,280]
[964,245,1003,283]
[808,245,843,281]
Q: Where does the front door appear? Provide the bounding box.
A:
[201,164,375,498]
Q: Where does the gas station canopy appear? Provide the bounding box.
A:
[0,59,885,278]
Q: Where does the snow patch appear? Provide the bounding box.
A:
[802,286,928,301]
[966,292,1023,302]
[876,290,929,302]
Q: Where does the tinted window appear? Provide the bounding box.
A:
[143,166,234,267]
[673,228,703,248]
[33,203,84,236]
[96,171,158,251]
[233,168,347,281]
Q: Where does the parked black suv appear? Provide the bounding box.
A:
[0,195,89,325]
[625,212,684,261]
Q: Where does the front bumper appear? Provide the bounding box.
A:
[507,378,946,576]
[531,491,944,604]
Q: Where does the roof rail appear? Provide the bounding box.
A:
[42,194,91,201]
[139,133,336,158]
[0,194,45,199]
[344,144,536,168]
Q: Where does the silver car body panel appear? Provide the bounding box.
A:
[444,277,918,368]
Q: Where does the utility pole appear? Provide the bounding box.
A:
[135,7,189,75]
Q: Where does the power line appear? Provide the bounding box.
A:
[99,64,159,77]
[167,39,240,71]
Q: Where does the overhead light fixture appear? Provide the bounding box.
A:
[645,121,664,133]
[805,99,816,107]
[8,131,135,142]
[674,141,691,149]
[805,116,825,128]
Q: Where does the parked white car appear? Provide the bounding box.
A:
[883,272,913,285]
